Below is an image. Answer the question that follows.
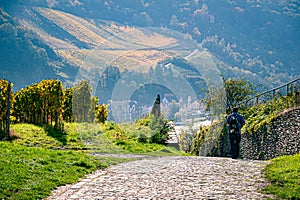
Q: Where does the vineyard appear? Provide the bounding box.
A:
[0,80,12,138]
[0,79,108,139]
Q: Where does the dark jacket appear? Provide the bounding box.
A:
[226,112,245,128]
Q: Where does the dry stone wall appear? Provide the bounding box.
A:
[240,108,300,160]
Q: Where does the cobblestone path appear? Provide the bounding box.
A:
[47,156,274,199]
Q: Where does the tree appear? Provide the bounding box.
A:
[72,80,93,122]
[71,80,109,123]
[62,88,73,122]
[202,77,256,115]
[225,78,256,113]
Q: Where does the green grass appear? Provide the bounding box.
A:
[11,123,84,149]
[64,123,127,153]
[0,142,105,200]
[264,153,300,199]
[1,121,185,199]
[11,122,185,156]
[10,123,129,153]
[104,122,186,156]
[119,123,153,138]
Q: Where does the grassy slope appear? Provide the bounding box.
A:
[99,122,185,156]
[0,142,103,200]
[1,122,184,199]
[10,122,184,155]
[264,154,300,199]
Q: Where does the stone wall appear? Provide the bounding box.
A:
[240,108,300,160]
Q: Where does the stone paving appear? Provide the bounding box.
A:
[47,156,274,200]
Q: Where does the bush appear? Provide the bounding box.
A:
[150,132,164,144]
[116,140,127,145]
[95,104,108,123]
[138,133,148,143]
[135,117,151,126]
[106,121,117,130]
[190,126,206,155]
[179,129,196,153]
[242,95,296,133]
[150,120,170,144]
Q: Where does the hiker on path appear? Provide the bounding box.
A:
[226,107,245,159]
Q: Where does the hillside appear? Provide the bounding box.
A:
[0,5,206,83]
[1,1,299,109]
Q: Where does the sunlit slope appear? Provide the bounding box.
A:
[35,7,117,48]
[22,7,196,73]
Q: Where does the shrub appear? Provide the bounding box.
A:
[179,128,196,153]
[150,120,170,144]
[138,133,148,143]
[95,104,108,123]
[116,140,127,145]
[242,95,296,133]
[190,126,206,155]
[106,121,117,130]
[135,117,151,126]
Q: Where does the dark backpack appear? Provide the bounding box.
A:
[228,114,239,131]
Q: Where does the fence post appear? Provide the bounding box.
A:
[7,81,11,141]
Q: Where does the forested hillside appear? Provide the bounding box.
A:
[1,0,299,99]
[0,7,78,89]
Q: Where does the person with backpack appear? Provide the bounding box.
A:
[226,107,245,159]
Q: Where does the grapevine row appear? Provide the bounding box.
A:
[0,80,12,136]
[0,79,108,133]
[14,80,64,129]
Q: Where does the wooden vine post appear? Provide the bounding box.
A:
[7,81,11,141]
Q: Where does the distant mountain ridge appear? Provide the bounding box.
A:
[1,0,299,93]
